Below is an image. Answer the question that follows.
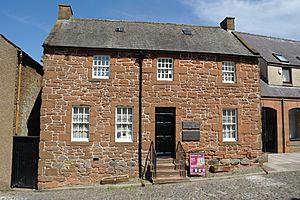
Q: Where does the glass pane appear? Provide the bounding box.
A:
[74,107,78,114]
[282,69,290,82]
[84,115,89,122]
[117,124,122,132]
[128,115,133,122]
[117,108,121,114]
[128,108,132,114]
[117,132,121,138]
[117,114,121,122]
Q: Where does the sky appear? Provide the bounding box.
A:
[1,0,300,63]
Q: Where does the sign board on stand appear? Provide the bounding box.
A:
[189,152,205,176]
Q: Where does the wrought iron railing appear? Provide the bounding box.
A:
[142,141,157,181]
[174,141,186,177]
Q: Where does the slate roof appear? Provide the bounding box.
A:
[236,32,300,66]
[44,18,254,56]
[261,79,300,98]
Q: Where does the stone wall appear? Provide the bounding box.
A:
[39,48,261,189]
[0,36,18,190]
[18,55,43,136]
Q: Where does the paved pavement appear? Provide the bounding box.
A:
[264,152,300,172]
[0,171,300,200]
[1,153,299,200]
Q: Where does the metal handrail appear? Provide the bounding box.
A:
[142,141,157,181]
[174,141,186,177]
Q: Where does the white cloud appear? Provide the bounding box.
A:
[181,0,300,40]
[3,11,50,33]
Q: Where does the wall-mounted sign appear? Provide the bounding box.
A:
[182,121,200,129]
[182,130,200,141]
[189,152,205,176]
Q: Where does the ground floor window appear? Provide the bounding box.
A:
[222,108,237,142]
[116,107,133,142]
[289,108,300,140]
[72,106,90,141]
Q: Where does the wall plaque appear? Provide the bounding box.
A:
[182,121,200,130]
[182,130,200,141]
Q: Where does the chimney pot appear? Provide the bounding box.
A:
[58,4,73,20]
[220,17,235,31]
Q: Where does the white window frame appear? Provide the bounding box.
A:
[92,55,110,79]
[222,61,236,83]
[71,106,90,142]
[222,108,237,142]
[157,58,173,81]
[115,107,133,143]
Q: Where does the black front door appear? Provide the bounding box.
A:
[11,136,39,188]
[155,107,176,157]
[262,107,277,153]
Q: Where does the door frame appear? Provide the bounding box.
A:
[262,107,278,153]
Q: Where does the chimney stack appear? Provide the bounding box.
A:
[220,17,235,31]
[58,4,73,20]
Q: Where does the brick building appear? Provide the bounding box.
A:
[39,5,262,188]
[236,32,300,153]
[0,34,43,189]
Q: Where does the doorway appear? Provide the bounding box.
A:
[262,107,277,153]
[155,107,176,157]
[11,136,39,188]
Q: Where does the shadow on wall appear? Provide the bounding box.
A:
[27,89,42,137]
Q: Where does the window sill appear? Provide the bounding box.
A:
[157,79,173,81]
[89,78,110,82]
[153,80,180,85]
[282,83,292,87]
[221,141,238,145]
[223,140,237,142]
[289,138,300,141]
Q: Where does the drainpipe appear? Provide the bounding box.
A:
[281,98,285,153]
[15,50,23,136]
[136,52,144,178]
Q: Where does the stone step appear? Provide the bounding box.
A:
[156,163,176,170]
[156,169,180,177]
[152,176,189,184]
[156,158,174,164]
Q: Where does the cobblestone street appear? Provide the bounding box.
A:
[1,171,299,200]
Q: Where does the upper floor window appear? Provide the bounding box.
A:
[116,107,133,142]
[72,106,90,142]
[92,55,110,79]
[157,58,173,81]
[282,68,291,84]
[222,108,237,142]
[222,61,235,83]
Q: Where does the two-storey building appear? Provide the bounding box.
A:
[39,4,262,188]
[236,32,300,153]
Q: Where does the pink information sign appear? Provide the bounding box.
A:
[189,152,206,176]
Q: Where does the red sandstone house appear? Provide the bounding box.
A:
[39,4,262,188]
[236,32,300,153]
